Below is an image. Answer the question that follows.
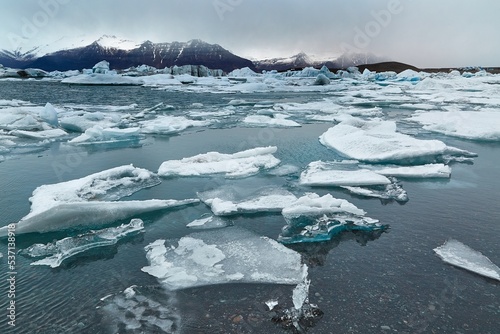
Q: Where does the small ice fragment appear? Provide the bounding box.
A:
[266,299,279,311]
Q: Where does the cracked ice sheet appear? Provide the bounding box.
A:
[21,219,144,268]
[0,165,199,236]
[434,239,500,281]
[142,227,303,290]
[410,110,500,141]
[319,117,460,164]
[158,146,281,178]
[198,186,297,216]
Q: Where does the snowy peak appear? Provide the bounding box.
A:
[95,35,140,50]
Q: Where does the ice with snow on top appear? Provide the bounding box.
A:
[158,146,281,178]
[367,163,451,178]
[140,116,210,135]
[434,239,500,281]
[141,227,303,290]
[0,104,60,131]
[10,128,68,139]
[299,160,391,187]
[92,60,110,74]
[243,114,301,127]
[410,110,500,141]
[228,67,258,77]
[68,126,141,145]
[319,117,453,163]
[279,193,387,244]
[198,187,298,216]
[22,219,144,268]
[0,165,199,236]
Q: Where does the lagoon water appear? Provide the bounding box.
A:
[0,81,499,333]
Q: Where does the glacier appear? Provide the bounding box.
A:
[158,146,281,178]
[434,239,500,281]
[21,219,144,268]
[0,165,199,236]
[141,227,303,290]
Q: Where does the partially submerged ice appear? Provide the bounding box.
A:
[186,215,230,229]
[0,165,199,236]
[140,116,210,135]
[68,126,141,145]
[198,186,297,216]
[158,146,281,178]
[242,114,301,127]
[367,163,451,178]
[21,219,144,268]
[319,117,455,164]
[434,239,500,281]
[141,227,303,290]
[279,193,388,244]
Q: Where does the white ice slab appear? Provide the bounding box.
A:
[68,126,141,145]
[434,239,500,281]
[23,219,144,268]
[410,110,500,141]
[142,227,303,290]
[140,116,209,134]
[61,74,142,85]
[282,193,365,218]
[299,161,391,186]
[319,117,449,163]
[158,146,281,178]
[369,163,451,178]
[243,114,301,127]
[10,128,68,139]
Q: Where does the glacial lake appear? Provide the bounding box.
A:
[0,80,499,334]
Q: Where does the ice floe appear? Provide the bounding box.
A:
[279,193,387,244]
[10,128,68,139]
[158,146,281,178]
[367,163,451,178]
[61,73,142,85]
[0,165,199,236]
[242,114,301,127]
[319,117,460,164]
[434,239,500,281]
[410,110,500,141]
[198,187,297,216]
[142,227,303,290]
[140,116,210,135]
[186,215,230,229]
[68,126,141,145]
[21,219,144,268]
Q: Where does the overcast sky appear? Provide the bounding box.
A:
[1,0,499,67]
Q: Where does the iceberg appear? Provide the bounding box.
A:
[59,112,123,132]
[242,114,301,127]
[279,193,387,244]
[21,219,144,268]
[299,161,391,187]
[434,239,500,281]
[198,187,297,216]
[0,165,199,236]
[158,146,281,178]
[141,227,303,290]
[68,126,141,145]
[140,116,210,135]
[61,73,142,86]
[410,110,500,141]
[319,117,451,164]
[0,105,57,131]
[39,102,59,126]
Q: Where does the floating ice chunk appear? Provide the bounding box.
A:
[186,215,229,229]
[98,285,180,333]
[39,102,59,126]
[93,60,110,74]
[268,164,300,176]
[292,265,310,310]
[299,161,391,187]
[140,116,210,135]
[341,177,408,202]
[142,227,303,290]
[319,118,449,163]
[68,126,141,145]
[59,112,122,132]
[410,110,500,141]
[369,163,451,178]
[61,73,142,85]
[279,193,387,244]
[158,146,280,178]
[228,67,258,77]
[313,73,330,86]
[0,165,199,236]
[10,128,68,139]
[21,219,144,268]
[434,239,500,281]
[199,187,298,216]
[243,114,301,127]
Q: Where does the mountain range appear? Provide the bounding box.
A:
[0,35,387,73]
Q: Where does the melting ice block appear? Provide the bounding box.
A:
[410,110,500,141]
[141,227,303,290]
[368,163,451,178]
[140,116,210,135]
[243,114,301,127]
[158,146,281,178]
[10,128,68,139]
[279,193,387,244]
[299,161,391,186]
[68,125,141,145]
[21,219,144,268]
[198,187,297,216]
[186,215,230,229]
[0,165,199,236]
[434,239,500,281]
[319,118,450,163]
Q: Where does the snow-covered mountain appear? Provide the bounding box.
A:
[0,36,254,73]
